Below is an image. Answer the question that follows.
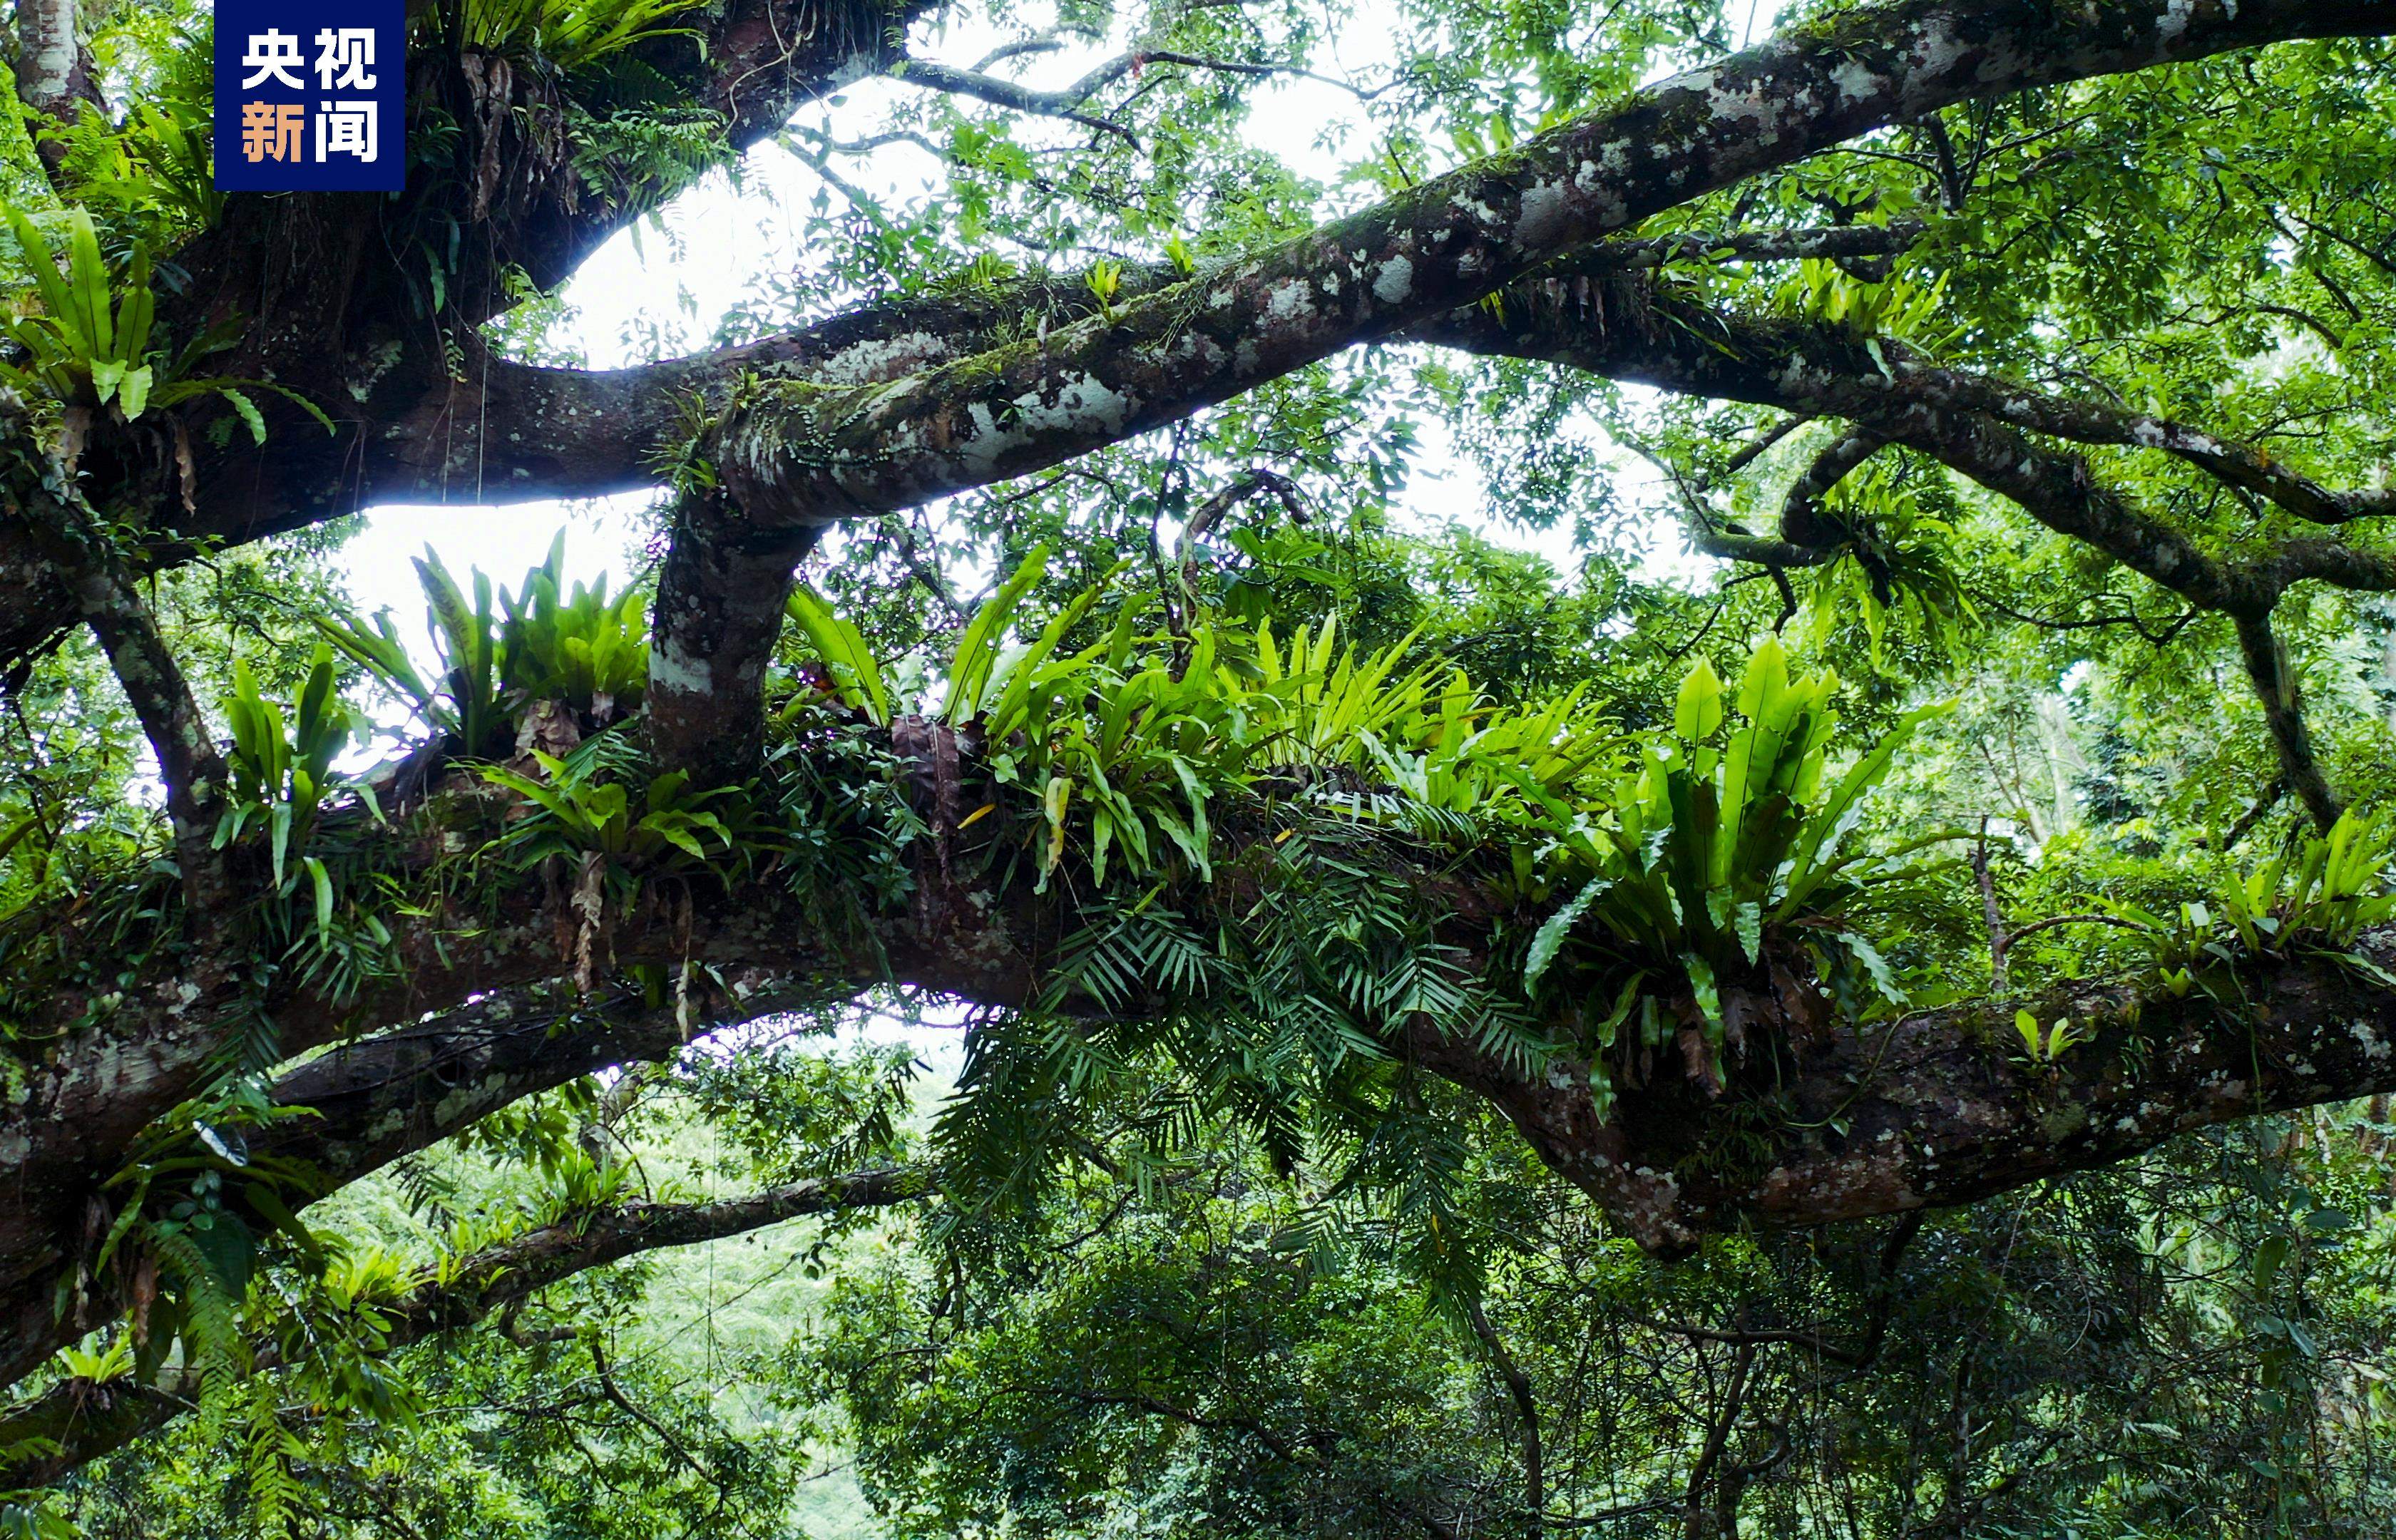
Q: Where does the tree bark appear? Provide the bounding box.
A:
[0,1164,927,1489]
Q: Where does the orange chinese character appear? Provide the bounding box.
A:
[240,101,304,164]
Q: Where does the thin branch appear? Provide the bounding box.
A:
[16,484,230,911]
[1711,414,1815,486]
[1175,467,1304,623]
[1981,595,2198,647]
[589,1339,713,1479]
[2246,302,2347,351]
[0,1166,931,1489]
[1998,913,2161,948]
[1467,1295,1545,1536]
[2216,779,2286,851]
[1778,426,1890,550]
[971,37,1069,71]
[1975,821,2009,993]
[1128,50,1404,102]
[1681,1338,1755,1538]
[1634,1213,1925,1375]
[892,54,1142,143]
[2234,610,2343,830]
[1594,219,1927,273]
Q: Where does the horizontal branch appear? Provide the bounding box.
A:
[6,688,2396,1406]
[260,972,841,1192]
[700,0,2385,529]
[1414,270,2396,618]
[1825,355,2396,527]
[0,1164,928,1489]
[1,0,2380,671]
[0,0,933,672]
[893,53,1142,140]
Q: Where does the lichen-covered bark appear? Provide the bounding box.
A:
[1445,927,2396,1255]
[0,0,926,672]
[12,0,101,154]
[3,0,2383,680]
[257,972,833,1189]
[14,728,2396,1322]
[4,0,2396,1438]
[0,766,1049,1390]
[694,0,2395,528]
[645,508,822,776]
[1417,267,2396,620]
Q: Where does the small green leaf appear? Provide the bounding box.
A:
[221,387,267,443]
[1525,880,1604,992]
[303,855,334,943]
[116,363,151,419]
[1674,658,1724,741]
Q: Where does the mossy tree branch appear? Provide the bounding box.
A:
[0,1162,930,1490]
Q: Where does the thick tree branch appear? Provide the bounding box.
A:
[696,0,2390,530]
[1406,923,2396,1256]
[1418,269,2396,621]
[0,0,2377,695]
[1828,355,2396,526]
[0,0,2391,1417]
[1601,221,1927,272]
[8,481,230,912]
[259,971,841,1191]
[0,0,930,674]
[1780,428,1892,550]
[0,1164,928,1489]
[12,0,101,173]
[0,969,838,1422]
[646,505,821,777]
[11,704,2396,1395]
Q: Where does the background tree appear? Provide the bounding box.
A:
[1,0,2395,1532]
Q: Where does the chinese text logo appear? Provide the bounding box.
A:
[215,4,401,192]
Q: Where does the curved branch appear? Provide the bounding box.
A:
[893,53,1142,141]
[260,971,841,1191]
[1779,428,1892,550]
[1841,356,2396,526]
[0,0,2379,674]
[10,481,230,913]
[2235,610,2343,829]
[1416,269,2396,619]
[0,1164,929,1489]
[699,0,2386,529]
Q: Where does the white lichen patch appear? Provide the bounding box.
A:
[1830,57,1880,103]
[811,330,953,386]
[646,639,715,697]
[1371,255,1414,307]
[1452,194,1505,229]
[1008,374,1137,441]
[1517,178,1573,247]
[1262,278,1316,326]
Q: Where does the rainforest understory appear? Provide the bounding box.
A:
[2,0,2396,1534]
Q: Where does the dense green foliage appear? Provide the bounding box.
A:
[1,0,2395,1536]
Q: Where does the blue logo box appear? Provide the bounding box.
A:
[213,1,403,192]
